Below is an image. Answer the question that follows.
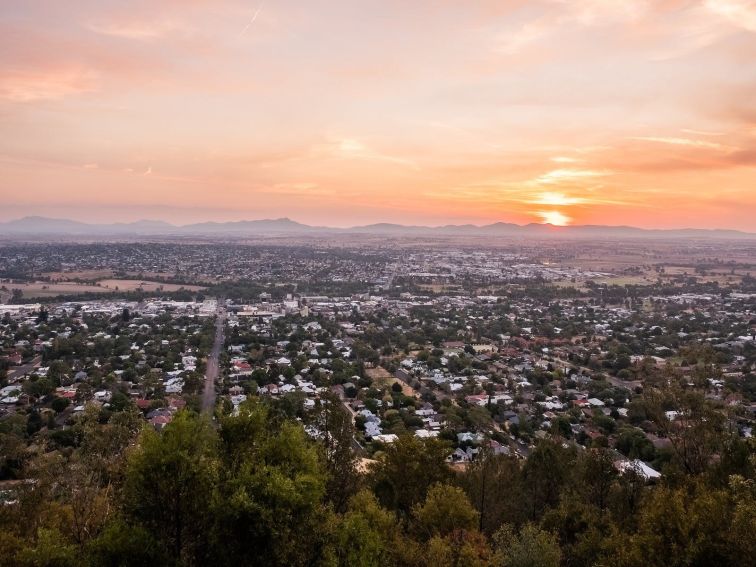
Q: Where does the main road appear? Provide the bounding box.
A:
[201,301,226,414]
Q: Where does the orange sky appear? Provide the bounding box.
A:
[1,0,755,229]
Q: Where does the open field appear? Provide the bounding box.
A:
[2,282,111,298]
[98,279,205,292]
[41,269,115,281]
[1,279,205,299]
[366,366,417,397]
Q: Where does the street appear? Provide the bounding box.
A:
[201,303,226,414]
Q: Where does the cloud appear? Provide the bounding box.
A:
[630,136,732,150]
[531,168,612,185]
[87,20,185,41]
[322,138,419,169]
[528,192,588,206]
[680,128,726,136]
[495,21,550,54]
[0,66,98,101]
[704,0,756,32]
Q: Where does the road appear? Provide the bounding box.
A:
[201,303,226,414]
[547,356,641,390]
[8,355,42,381]
[383,259,401,291]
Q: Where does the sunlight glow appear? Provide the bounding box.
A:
[530,192,587,206]
[537,210,571,226]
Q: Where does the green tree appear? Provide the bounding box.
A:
[461,451,522,534]
[122,411,217,564]
[493,523,561,567]
[369,436,452,514]
[212,400,329,566]
[314,393,359,512]
[413,483,479,538]
[335,490,399,567]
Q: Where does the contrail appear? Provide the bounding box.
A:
[238,2,264,38]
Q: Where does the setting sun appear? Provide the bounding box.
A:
[537,211,571,226]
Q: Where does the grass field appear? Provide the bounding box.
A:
[3,279,205,299]
[5,282,112,298]
[42,270,115,281]
[97,279,205,292]
[366,366,417,397]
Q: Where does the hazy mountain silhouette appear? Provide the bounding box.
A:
[0,216,753,239]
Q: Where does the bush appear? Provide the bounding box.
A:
[50,397,70,413]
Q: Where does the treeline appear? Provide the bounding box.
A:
[0,395,754,567]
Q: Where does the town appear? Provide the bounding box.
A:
[1,237,754,565]
[2,239,755,467]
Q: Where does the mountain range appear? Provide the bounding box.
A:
[0,216,753,239]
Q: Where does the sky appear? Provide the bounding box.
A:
[1,0,755,230]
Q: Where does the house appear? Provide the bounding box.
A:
[372,434,398,444]
[616,459,661,481]
[414,429,439,439]
[263,384,279,396]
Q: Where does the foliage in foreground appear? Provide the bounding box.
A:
[0,396,754,567]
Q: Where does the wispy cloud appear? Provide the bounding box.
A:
[322,138,419,169]
[630,136,733,150]
[531,168,612,185]
[0,67,98,101]
[704,0,756,32]
[87,20,185,41]
[680,128,726,137]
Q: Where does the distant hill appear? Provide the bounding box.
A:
[181,218,320,233]
[0,217,178,235]
[0,215,753,239]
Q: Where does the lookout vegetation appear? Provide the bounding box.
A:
[0,389,754,567]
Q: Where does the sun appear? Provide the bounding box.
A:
[537,210,571,226]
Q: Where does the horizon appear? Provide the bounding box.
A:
[1,213,754,235]
[1,1,756,230]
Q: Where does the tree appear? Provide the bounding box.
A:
[212,400,329,566]
[313,393,359,512]
[335,490,399,567]
[122,411,217,564]
[643,385,728,475]
[15,528,76,567]
[85,518,167,567]
[494,523,561,567]
[521,441,573,521]
[413,484,479,538]
[616,427,655,461]
[461,451,522,534]
[578,449,617,511]
[369,436,452,514]
[50,397,70,413]
[629,481,730,567]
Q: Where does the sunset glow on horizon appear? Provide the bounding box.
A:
[1,1,756,230]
